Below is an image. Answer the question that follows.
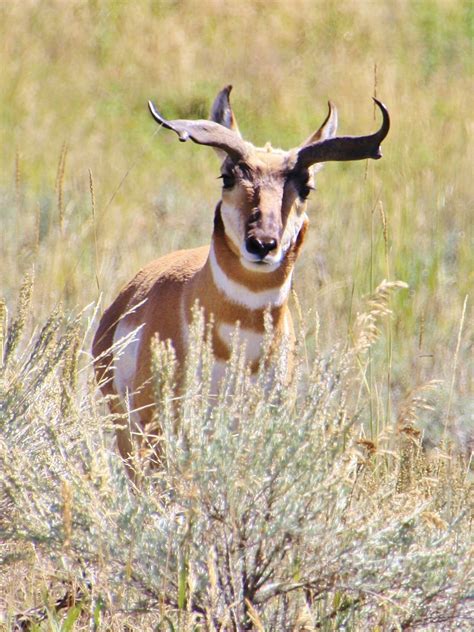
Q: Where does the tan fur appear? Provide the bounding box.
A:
[93,142,312,468]
[93,207,307,411]
[93,87,388,469]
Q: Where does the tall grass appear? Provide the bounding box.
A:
[0,280,471,629]
[0,1,472,629]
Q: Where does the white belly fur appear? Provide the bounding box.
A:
[112,318,143,400]
[217,322,264,364]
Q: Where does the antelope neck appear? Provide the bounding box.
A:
[183,204,297,331]
[212,202,295,301]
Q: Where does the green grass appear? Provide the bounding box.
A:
[0,1,472,629]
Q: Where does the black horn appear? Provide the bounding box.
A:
[296,99,390,168]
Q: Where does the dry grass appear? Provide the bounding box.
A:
[0,281,472,629]
[0,1,472,629]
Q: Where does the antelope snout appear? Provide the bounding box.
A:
[245,235,278,260]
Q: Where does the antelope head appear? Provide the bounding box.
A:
[148,86,390,273]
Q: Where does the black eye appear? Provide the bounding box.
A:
[219,173,235,189]
[288,169,314,200]
[298,183,314,200]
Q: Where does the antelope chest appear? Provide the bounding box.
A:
[216,322,264,364]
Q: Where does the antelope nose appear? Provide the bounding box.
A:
[245,236,277,259]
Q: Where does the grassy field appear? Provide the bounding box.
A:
[0,1,472,629]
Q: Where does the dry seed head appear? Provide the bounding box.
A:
[60,326,81,416]
[352,280,408,354]
[356,438,377,455]
[291,288,304,329]
[151,335,177,405]
[397,380,442,430]
[395,382,440,494]
[398,424,422,440]
[5,270,34,360]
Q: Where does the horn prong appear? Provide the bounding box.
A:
[296,99,390,168]
[148,101,190,142]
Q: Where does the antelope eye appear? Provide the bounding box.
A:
[289,170,314,200]
[298,183,314,200]
[219,173,235,189]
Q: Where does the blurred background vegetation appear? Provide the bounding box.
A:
[0,1,472,628]
[1,0,472,436]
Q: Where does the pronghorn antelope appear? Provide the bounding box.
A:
[92,85,389,464]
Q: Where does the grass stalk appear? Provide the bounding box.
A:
[56,142,68,235]
[89,168,101,296]
[444,294,468,438]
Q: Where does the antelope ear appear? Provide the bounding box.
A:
[301,101,338,147]
[210,85,242,161]
[210,85,241,133]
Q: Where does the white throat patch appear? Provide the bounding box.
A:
[209,243,292,310]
